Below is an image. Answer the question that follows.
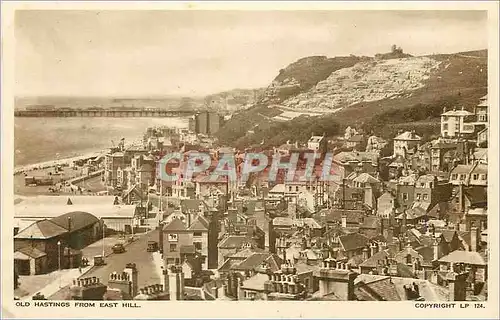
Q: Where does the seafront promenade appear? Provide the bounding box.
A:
[14,151,105,175]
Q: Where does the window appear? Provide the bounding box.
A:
[288,186,292,192]
[442,123,448,130]
[451,174,458,180]
[459,174,466,180]
[423,194,429,201]
[442,116,448,121]
[169,244,177,252]
[481,174,487,180]
[473,174,479,180]
[416,194,421,200]
[194,242,202,251]
[295,186,299,192]
[402,193,409,201]
[168,234,178,242]
[406,254,412,264]
[193,232,202,237]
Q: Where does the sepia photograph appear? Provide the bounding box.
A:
[1,1,499,319]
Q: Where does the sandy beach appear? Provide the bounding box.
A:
[14,139,143,175]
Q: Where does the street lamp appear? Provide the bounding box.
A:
[67,217,72,269]
[102,223,106,257]
[57,240,61,288]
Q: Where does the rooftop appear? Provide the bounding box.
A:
[442,109,474,116]
[394,131,422,141]
[438,250,487,266]
[15,219,68,240]
[14,247,47,260]
[50,211,100,231]
[339,233,370,252]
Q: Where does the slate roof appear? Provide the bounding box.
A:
[14,246,47,260]
[231,253,282,272]
[240,273,269,292]
[50,211,100,232]
[438,251,487,266]
[218,235,257,249]
[15,219,68,239]
[353,173,380,184]
[359,250,390,268]
[354,274,449,301]
[394,131,422,141]
[163,218,186,231]
[339,233,370,252]
[188,216,209,231]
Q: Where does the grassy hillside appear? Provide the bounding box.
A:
[336,50,487,136]
[262,55,371,103]
[217,49,487,148]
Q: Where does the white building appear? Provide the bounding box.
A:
[307,134,326,153]
[440,107,475,138]
[393,131,422,157]
[14,196,137,233]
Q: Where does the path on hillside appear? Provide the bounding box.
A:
[456,54,484,59]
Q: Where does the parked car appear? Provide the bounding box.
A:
[112,243,126,254]
[147,241,158,252]
[93,255,106,266]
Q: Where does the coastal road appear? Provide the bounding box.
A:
[80,229,162,288]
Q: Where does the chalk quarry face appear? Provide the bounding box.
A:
[281,57,441,112]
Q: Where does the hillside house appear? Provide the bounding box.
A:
[393,131,422,158]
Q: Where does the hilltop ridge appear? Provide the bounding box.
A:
[216,48,487,148]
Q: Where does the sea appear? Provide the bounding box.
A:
[14,117,189,167]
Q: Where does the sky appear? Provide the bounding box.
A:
[15,10,488,97]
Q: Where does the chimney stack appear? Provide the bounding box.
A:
[168,265,185,301]
[433,238,442,261]
[446,270,468,301]
[341,212,347,229]
[470,226,479,252]
[362,247,369,261]
[370,243,378,257]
